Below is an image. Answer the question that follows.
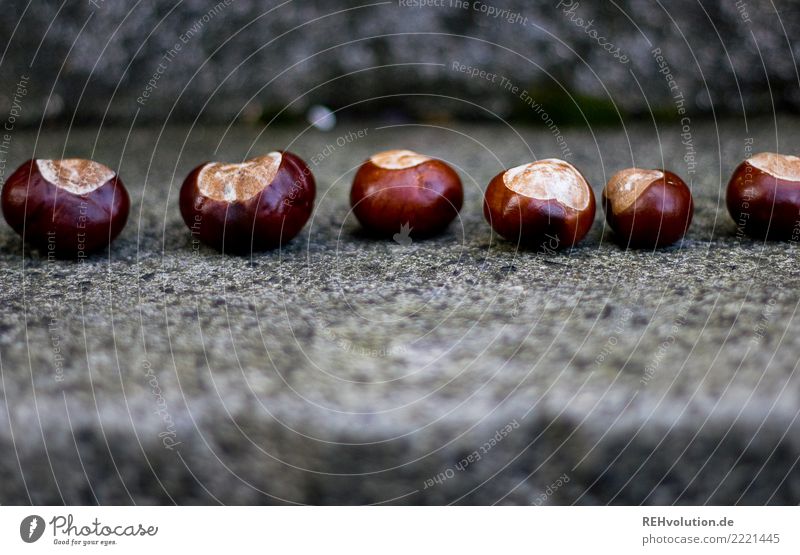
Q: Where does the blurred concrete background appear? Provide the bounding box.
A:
[1,0,798,125]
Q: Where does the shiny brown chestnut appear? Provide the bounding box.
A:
[1,158,130,258]
[727,152,800,240]
[602,168,693,248]
[179,151,315,253]
[350,149,463,238]
[483,159,595,249]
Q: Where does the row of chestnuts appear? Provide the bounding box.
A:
[3,150,800,257]
[482,159,694,249]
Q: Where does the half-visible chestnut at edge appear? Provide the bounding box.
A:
[350,149,463,238]
[727,152,800,240]
[1,158,130,258]
[602,168,693,248]
[483,158,596,249]
[179,151,315,253]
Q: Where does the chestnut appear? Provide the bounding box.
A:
[727,152,800,240]
[483,158,595,249]
[602,168,693,248]
[179,151,315,253]
[1,158,130,258]
[350,149,463,238]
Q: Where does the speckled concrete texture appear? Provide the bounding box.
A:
[0,118,799,504]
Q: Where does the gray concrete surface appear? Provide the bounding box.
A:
[1,117,799,505]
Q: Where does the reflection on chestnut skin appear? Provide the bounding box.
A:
[1,158,130,258]
[179,151,315,253]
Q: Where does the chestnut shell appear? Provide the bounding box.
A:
[1,159,130,258]
[179,151,315,253]
[350,158,463,238]
[602,170,693,248]
[727,160,800,240]
[482,169,596,249]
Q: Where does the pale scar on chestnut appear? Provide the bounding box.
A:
[36,159,116,195]
[748,152,800,181]
[370,149,432,170]
[502,159,590,210]
[605,168,664,213]
[197,152,282,202]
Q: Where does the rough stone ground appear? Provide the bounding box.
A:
[1,118,799,505]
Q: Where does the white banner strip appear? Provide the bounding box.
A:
[1,506,797,553]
